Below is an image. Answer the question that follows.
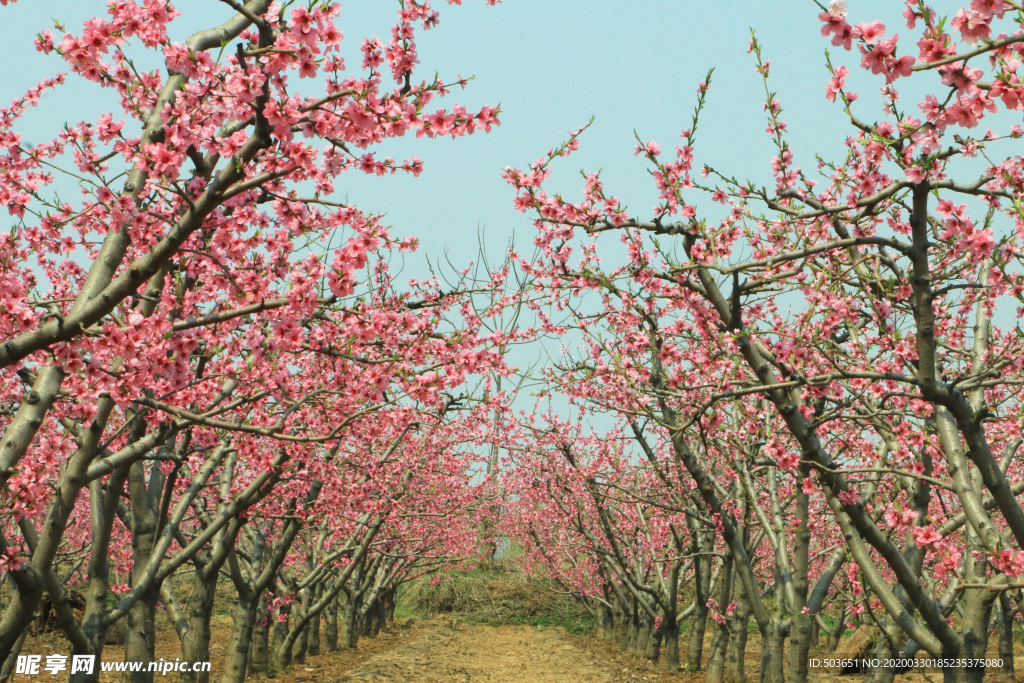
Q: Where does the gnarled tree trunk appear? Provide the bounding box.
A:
[324,597,339,652]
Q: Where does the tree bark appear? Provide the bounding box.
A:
[307,583,322,655]
[707,556,734,683]
[220,593,259,683]
[0,630,27,683]
[250,594,271,678]
[662,620,681,672]
[71,470,131,683]
[862,620,897,683]
[826,606,847,651]
[637,615,652,661]
[366,598,384,638]
[786,464,813,683]
[997,592,1015,678]
[644,624,662,664]
[383,588,396,631]
[686,527,713,671]
[324,596,338,652]
[597,604,614,641]
[725,582,751,683]
[627,599,640,657]
[271,601,290,671]
[614,603,629,652]
[121,463,163,683]
[340,595,360,649]
[180,565,218,683]
[760,625,786,683]
[686,599,710,670]
[952,587,996,683]
[292,601,309,664]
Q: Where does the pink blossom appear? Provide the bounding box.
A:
[634,141,660,158]
[913,526,943,548]
[853,21,886,44]
[951,8,992,46]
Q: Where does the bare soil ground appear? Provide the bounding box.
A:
[11,616,421,683]
[12,617,1024,683]
[340,621,1024,683]
[339,620,662,683]
[11,618,674,683]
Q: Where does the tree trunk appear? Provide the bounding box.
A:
[0,630,27,683]
[627,602,640,657]
[686,601,710,671]
[637,615,652,661]
[293,624,309,664]
[121,586,159,683]
[597,605,614,641]
[707,621,729,683]
[271,602,290,671]
[324,597,338,652]
[250,593,271,677]
[366,599,384,638]
[181,567,217,683]
[861,620,896,683]
[662,621,681,671]
[644,624,662,663]
[614,604,629,652]
[786,462,813,683]
[826,607,847,652]
[997,592,1015,678]
[687,526,714,671]
[71,474,128,683]
[383,588,396,631]
[340,595,360,649]
[725,588,750,683]
[121,464,163,683]
[307,583,322,656]
[708,555,734,683]
[951,587,996,683]
[786,609,814,683]
[220,594,259,683]
[760,625,786,683]
[292,598,309,664]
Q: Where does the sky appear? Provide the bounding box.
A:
[0,0,938,271]
[1,0,1011,425]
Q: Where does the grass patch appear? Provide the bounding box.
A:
[398,563,593,636]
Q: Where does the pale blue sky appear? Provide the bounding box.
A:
[3,0,1016,436]
[0,0,943,270]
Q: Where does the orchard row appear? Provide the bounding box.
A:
[2,2,1024,683]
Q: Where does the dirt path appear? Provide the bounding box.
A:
[338,621,662,683]
[13,617,421,683]
[14,617,671,683]
[17,615,1024,683]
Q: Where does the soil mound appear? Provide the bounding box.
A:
[830,626,877,675]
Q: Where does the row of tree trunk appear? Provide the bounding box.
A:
[0,469,412,683]
[586,572,1023,683]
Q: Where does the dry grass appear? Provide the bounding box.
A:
[397,565,594,634]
